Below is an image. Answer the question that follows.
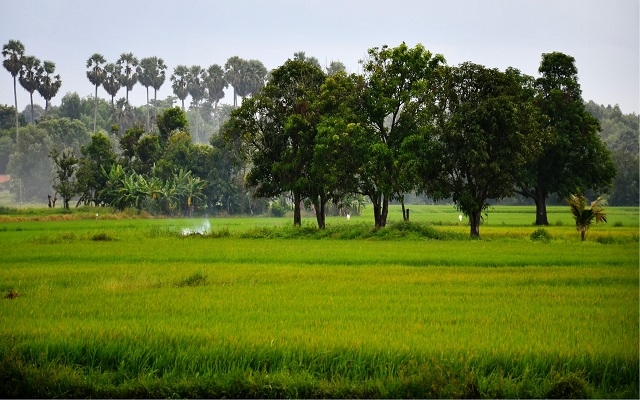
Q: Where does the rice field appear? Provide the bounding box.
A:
[0,205,638,398]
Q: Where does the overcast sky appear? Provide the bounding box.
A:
[1,0,638,114]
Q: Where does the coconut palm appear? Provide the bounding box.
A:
[86,53,107,132]
[170,65,189,110]
[36,60,62,118]
[117,52,138,104]
[18,55,41,124]
[567,193,607,241]
[2,39,25,136]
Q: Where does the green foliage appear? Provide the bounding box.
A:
[530,228,553,242]
[567,193,607,241]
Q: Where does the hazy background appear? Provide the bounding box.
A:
[1,0,638,113]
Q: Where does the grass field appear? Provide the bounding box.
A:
[0,205,638,398]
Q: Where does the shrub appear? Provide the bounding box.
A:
[269,202,288,217]
[176,272,207,287]
[530,228,552,242]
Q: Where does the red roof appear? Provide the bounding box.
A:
[0,175,10,184]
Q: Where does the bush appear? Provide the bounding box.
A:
[530,228,552,242]
[269,202,288,217]
[175,272,207,287]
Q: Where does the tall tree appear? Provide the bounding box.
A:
[18,55,41,124]
[228,59,326,227]
[237,59,267,101]
[138,56,167,128]
[516,52,616,225]
[429,63,543,237]
[86,53,106,132]
[355,43,444,228]
[36,60,62,117]
[2,39,25,137]
[204,64,227,130]
[170,65,189,110]
[117,52,138,104]
[102,63,122,112]
[187,65,206,140]
[224,56,243,107]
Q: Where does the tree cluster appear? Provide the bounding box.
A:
[226,44,616,237]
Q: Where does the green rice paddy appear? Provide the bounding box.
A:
[0,205,638,398]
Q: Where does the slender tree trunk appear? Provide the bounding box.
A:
[293,190,301,226]
[534,185,549,225]
[372,193,383,229]
[93,84,98,132]
[145,86,150,131]
[381,195,388,228]
[469,210,481,237]
[312,195,326,229]
[13,76,18,137]
[29,93,34,124]
[401,195,407,221]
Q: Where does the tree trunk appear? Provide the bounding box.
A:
[401,195,407,221]
[13,76,18,138]
[381,196,388,227]
[30,93,34,124]
[93,85,99,132]
[372,193,382,229]
[469,210,481,238]
[312,195,326,229]
[146,87,150,131]
[293,190,301,226]
[534,186,549,225]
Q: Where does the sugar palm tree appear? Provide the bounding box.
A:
[138,56,166,129]
[102,63,122,127]
[224,56,243,107]
[2,39,25,136]
[170,65,189,110]
[117,52,138,104]
[36,60,62,118]
[567,193,607,241]
[205,63,227,130]
[187,65,206,139]
[102,63,121,108]
[86,53,107,132]
[18,55,41,124]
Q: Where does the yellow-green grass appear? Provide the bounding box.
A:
[0,211,638,398]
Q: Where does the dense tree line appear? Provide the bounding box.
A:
[1,39,631,236]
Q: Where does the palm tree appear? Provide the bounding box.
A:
[36,60,62,118]
[138,56,166,129]
[237,59,267,101]
[205,64,227,130]
[102,63,122,127]
[18,55,41,124]
[86,53,107,132]
[224,56,243,107]
[567,193,607,241]
[187,65,206,140]
[170,65,189,110]
[2,39,25,136]
[117,52,138,104]
[102,63,121,107]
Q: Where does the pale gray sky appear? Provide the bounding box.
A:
[1,0,638,114]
